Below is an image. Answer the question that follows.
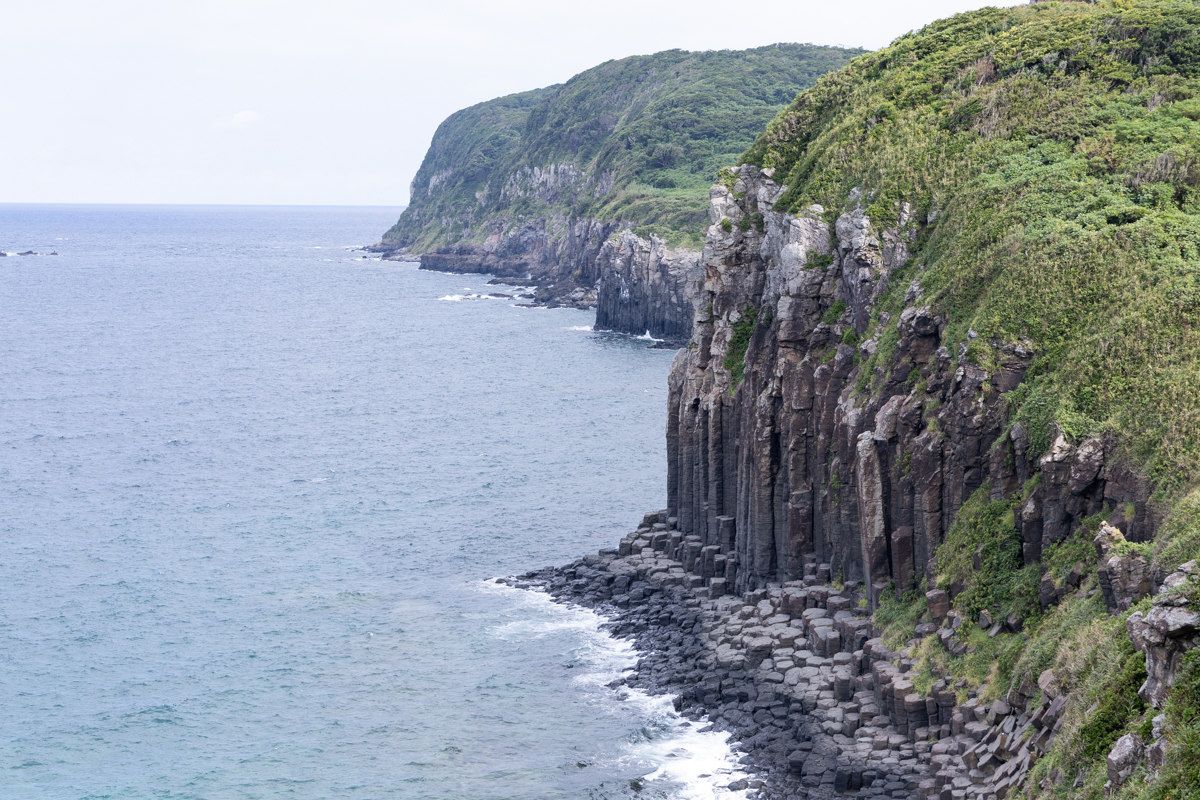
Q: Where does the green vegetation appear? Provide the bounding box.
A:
[695,6,1200,797]
[875,586,927,650]
[1155,485,1200,572]
[1082,648,1200,800]
[1077,649,1147,762]
[934,487,1039,623]
[723,307,759,386]
[383,44,863,252]
[821,298,847,324]
[1020,600,1146,799]
[741,0,1200,501]
[872,483,1175,794]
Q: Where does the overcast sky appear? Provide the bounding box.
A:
[3,0,1013,206]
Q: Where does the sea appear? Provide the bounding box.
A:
[0,205,747,800]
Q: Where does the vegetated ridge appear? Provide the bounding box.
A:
[372,44,862,340]
[661,1,1200,797]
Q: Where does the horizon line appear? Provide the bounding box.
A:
[0,201,408,209]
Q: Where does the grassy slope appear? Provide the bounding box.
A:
[382,44,863,252]
[739,3,1200,797]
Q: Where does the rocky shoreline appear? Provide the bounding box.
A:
[503,512,922,799]
[499,510,1200,800]
[368,223,696,343]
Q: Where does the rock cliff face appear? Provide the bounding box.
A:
[594,231,697,341]
[414,219,697,339]
[666,166,1155,602]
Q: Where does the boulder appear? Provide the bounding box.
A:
[1127,584,1200,707]
[1105,733,1143,787]
[1037,669,1059,699]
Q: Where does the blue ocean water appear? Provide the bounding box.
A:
[0,205,745,800]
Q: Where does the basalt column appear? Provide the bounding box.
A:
[665,164,1155,600]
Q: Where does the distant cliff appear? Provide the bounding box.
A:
[667,2,1200,798]
[373,44,863,340]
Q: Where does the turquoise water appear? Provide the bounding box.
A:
[0,205,741,799]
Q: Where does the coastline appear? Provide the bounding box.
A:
[504,511,1085,800]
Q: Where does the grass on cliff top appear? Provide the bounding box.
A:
[742,0,1200,501]
[383,43,863,251]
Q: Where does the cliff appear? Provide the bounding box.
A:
[664,2,1200,797]
[374,44,863,339]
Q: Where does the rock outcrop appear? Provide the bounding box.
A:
[666,165,1155,600]
[1094,522,1155,613]
[407,221,697,339]
[410,215,623,312]
[1127,560,1200,708]
[594,230,697,342]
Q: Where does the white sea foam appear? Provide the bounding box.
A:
[568,326,595,332]
[438,293,513,302]
[477,579,749,798]
[638,707,751,799]
[636,330,665,343]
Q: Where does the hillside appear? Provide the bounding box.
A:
[661,1,1200,798]
[373,44,862,340]
[383,44,863,253]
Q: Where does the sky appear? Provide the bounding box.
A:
[3,0,1016,207]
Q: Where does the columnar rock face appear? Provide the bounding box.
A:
[594,230,697,341]
[666,165,1154,598]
